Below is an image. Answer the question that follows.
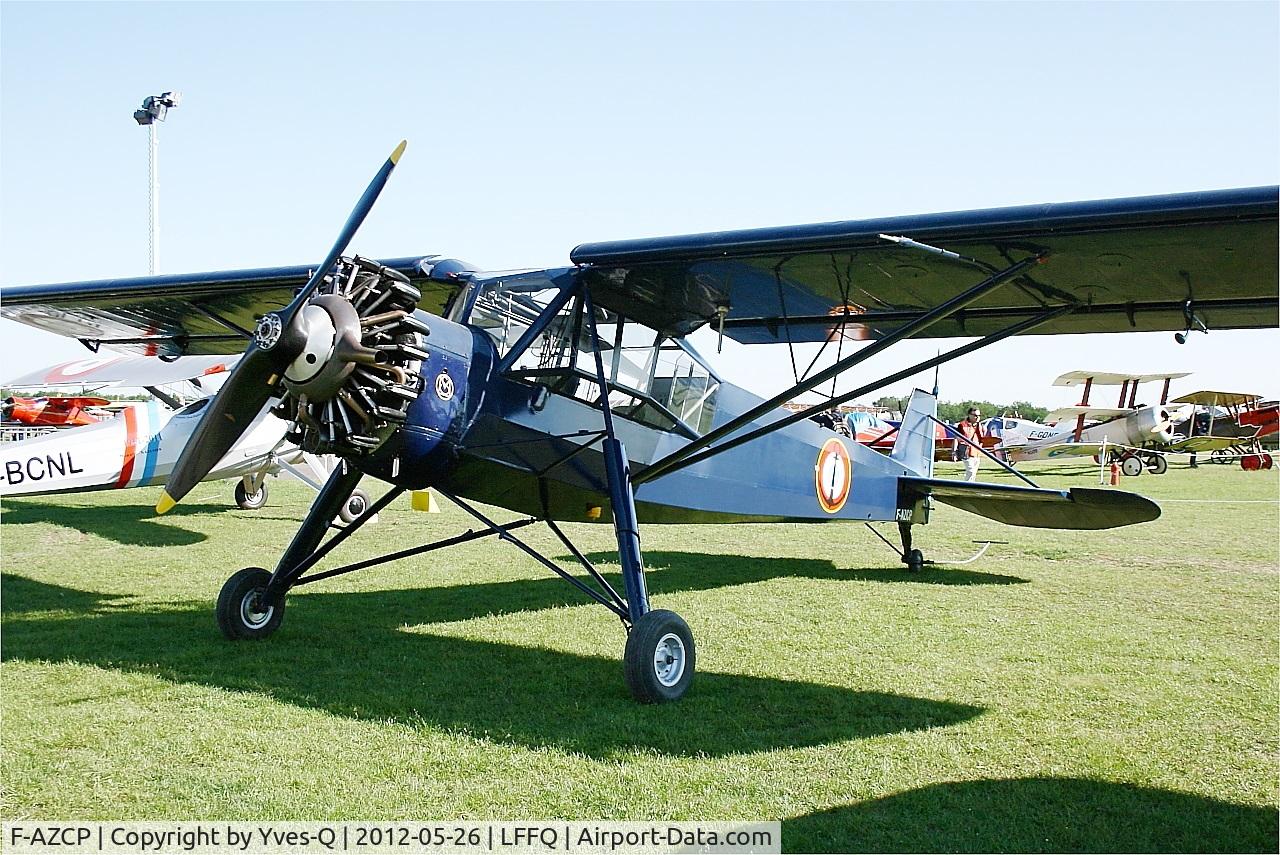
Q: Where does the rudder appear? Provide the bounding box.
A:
[891,389,938,477]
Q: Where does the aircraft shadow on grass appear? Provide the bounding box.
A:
[580,551,1029,587]
[0,500,234,547]
[2,573,983,758]
[1,573,129,615]
[783,777,1279,853]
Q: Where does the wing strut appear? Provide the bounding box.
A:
[634,252,1051,486]
[635,302,1072,485]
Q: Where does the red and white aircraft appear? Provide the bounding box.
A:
[1,356,372,519]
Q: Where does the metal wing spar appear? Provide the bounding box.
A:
[571,186,1278,343]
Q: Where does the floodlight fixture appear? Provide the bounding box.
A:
[134,90,181,273]
[133,91,182,125]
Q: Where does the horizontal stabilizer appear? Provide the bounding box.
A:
[901,477,1160,530]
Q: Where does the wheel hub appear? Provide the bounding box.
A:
[240,590,274,630]
[653,632,686,687]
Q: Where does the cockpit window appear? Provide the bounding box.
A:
[467,277,719,435]
[175,398,210,416]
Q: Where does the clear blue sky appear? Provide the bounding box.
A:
[2,2,1276,410]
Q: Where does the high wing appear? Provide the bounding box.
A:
[1044,405,1137,423]
[0,258,455,358]
[1169,390,1262,407]
[3,354,239,388]
[2,188,1275,357]
[572,187,1278,342]
[1053,370,1192,387]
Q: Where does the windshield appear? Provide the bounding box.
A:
[467,278,719,435]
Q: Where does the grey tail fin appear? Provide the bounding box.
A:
[891,389,937,477]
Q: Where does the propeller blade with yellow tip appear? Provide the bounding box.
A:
[156,141,408,513]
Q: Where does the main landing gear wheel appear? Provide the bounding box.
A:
[1120,454,1144,477]
[904,548,925,573]
[338,488,371,525]
[624,609,695,703]
[234,481,268,510]
[1146,455,1168,475]
[216,568,284,640]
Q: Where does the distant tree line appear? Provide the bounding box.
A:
[874,396,1048,424]
[0,388,149,401]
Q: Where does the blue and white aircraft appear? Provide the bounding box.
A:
[2,142,1275,702]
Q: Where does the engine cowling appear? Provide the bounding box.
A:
[272,256,431,457]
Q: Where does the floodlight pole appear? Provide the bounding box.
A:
[148,122,159,274]
[134,90,180,275]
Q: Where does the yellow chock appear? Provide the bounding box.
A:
[410,489,440,513]
[586,505,603,520]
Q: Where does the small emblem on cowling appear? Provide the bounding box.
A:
[435,371,455,402]
[254,313,283,350]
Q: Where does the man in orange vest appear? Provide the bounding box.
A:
[954,407,988,482]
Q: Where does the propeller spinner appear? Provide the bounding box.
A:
[157,141,415,514]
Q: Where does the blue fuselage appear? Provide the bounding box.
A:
[356,311,924,525]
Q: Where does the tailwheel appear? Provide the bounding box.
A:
[1145,454,1168,475]
[624,609,695,703]
[904,548,925,573]
[338,488,371,524]
[216,568,284,640]
[1120,454,1144,477]
[234,480,269,510]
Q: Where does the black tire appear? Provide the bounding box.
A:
[623,609,695,703]
[1146,454,1168,475]
[216,568,284,640]
[234,480,268,510]
[1120,454,1144,477]
[904,548,925,573]
[338,488,371,524]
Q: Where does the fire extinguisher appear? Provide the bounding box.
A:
[1109,461,1120,486]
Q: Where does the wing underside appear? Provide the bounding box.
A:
[0,257,452,357]
[572,187,1278,342]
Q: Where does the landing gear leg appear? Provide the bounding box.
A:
[582,286,694,703]
[216,463,365,640]
[899,520,925,573]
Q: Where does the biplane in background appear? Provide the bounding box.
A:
[984,371,1194,475]
[1,140,1275,702]
[1,356,374,519]
[1168,390,1275,469]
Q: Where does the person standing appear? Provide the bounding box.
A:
[955,407,988,482]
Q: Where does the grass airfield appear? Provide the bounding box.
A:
[1,459,1276,852]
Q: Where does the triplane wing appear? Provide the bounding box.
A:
[2,145,1276,703]
[3,354,239,389]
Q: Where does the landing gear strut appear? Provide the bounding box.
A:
[899,520,926,573]
[235,479,269,510]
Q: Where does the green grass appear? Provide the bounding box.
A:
[2,460,1277,852]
